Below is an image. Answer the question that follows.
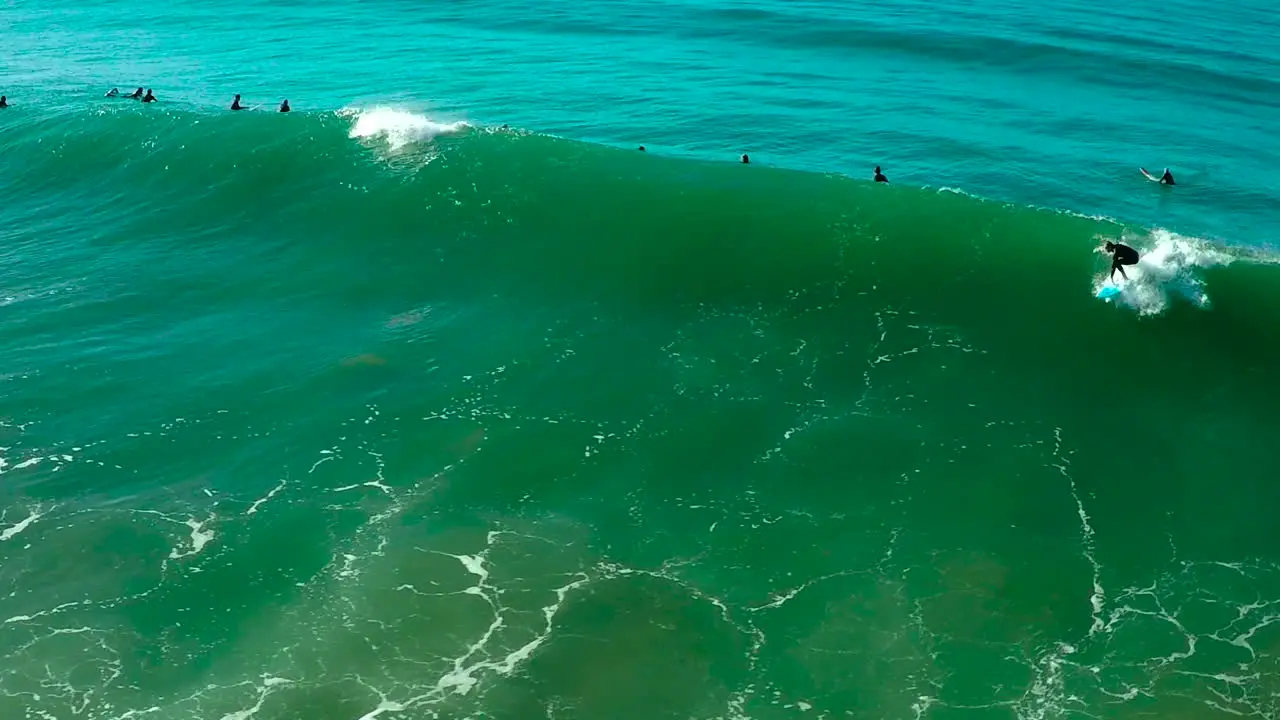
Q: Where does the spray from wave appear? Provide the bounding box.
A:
[343,107,469,150]
[1092,229,1234,316]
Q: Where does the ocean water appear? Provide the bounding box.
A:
[2,0,1280,717]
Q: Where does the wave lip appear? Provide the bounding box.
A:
[343,106,469,150]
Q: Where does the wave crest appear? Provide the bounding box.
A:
[344,107,469,150]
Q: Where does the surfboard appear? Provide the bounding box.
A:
[1140,168,1161,183]
[1095,284,1122,300]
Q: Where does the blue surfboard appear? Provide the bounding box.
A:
[1096,284,1122,300]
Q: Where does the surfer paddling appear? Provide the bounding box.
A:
[1104,241,1139,281]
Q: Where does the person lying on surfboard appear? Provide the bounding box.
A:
[1104,241,1139,281]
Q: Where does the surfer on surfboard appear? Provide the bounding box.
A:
[1104,241,1139,281]
[1140,167,1176,185]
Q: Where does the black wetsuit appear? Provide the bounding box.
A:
[1111,243,1139,280]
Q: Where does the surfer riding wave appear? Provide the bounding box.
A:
[1104,241,1139,280]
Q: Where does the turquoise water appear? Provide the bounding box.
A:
[3,0,1280,718]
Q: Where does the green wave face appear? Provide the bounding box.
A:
[1,105,1278,720]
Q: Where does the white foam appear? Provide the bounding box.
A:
[0,455,39,475]
[216,676,293,720]
[353,699,405,720]
[345,107,468,150]
[168,516,216,560]
[1093,229,1233,316]
[246,479,286,516]
[0,506,45,541]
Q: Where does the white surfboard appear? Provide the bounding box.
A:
[1140,168,1162,183]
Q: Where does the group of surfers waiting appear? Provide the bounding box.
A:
[102,88,290,112]
[0,89,289,112]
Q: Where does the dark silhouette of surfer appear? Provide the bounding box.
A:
[129,88,143,99]
[741,153,750,164]
[0,96,7,108]
[141,89,156,103]
[279,99,290,113]
[1141,167,1175,185]
[874,166,888,183]
[1104,241,1139,281]
[231,94,245,110]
